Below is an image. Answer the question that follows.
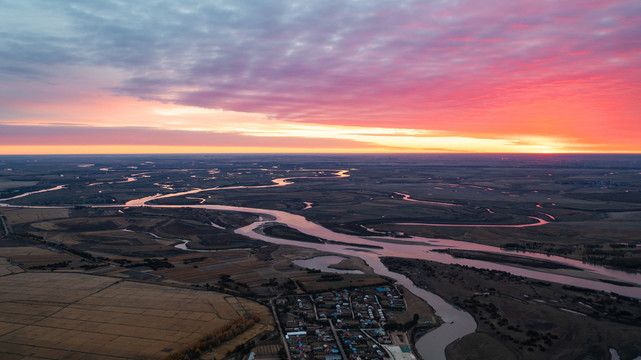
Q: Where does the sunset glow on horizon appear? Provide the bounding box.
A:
[1,1,640,154]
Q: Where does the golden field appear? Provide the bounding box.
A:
[0,272,271,360]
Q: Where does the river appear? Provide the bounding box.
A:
[138,199,640,360]
[128,170,639,360]
[0,185,66,202]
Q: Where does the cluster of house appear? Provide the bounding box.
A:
[276,286,413,360]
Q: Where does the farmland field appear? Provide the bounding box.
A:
[0,272,271,360]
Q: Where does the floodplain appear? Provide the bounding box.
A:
[1,154,640,360]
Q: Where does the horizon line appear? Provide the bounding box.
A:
[2,152,641,157]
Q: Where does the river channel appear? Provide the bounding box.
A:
[142,199,640,360]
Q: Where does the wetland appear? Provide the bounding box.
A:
[1,154,640,359]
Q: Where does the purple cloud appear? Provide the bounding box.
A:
[0,124,371,149]
[1,0,640,139]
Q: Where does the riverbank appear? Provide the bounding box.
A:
[382,257,641,360]
[432,249,581,270]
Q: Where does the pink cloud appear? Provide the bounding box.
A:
[0,124,371,149]
[2,0,640,152]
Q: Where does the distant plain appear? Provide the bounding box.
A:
[1,154,640,359]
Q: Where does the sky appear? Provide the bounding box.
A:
[1,0,640,154]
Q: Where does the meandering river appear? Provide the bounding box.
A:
[132,171,639,360]
[142,199,640,360]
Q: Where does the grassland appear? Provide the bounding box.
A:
[3,206,264,258]
[0,181,38,192]
[382,257,641,360]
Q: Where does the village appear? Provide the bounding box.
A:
[273,286,421,360]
